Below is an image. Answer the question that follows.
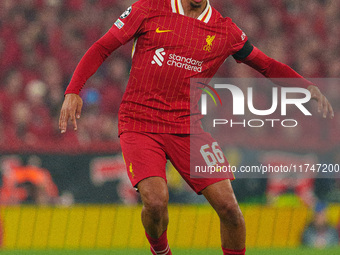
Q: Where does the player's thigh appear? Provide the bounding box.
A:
[165,132,233,194]
[120,132,167,188]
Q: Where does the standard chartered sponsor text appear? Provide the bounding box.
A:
[167,53,203,72]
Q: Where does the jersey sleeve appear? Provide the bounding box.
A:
[109,0,150,45]
[226,19,253,61]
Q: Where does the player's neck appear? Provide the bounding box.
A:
[181,0,207,19]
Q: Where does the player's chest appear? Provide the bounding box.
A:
[139,13,229,56]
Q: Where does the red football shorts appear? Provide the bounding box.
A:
[120,132,234,194]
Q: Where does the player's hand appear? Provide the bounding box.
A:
[59,93,83,133]
[308,85,334,119]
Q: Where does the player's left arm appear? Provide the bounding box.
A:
[234,43,334,119]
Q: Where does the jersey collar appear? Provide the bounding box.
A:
[171,0,212,24]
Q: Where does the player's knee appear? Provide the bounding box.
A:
[216,202,244,228]
[142,194,168,223]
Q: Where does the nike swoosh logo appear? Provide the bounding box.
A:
[156,27,173,33]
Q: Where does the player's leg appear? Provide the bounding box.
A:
[120,132,172,255]
[137,177,171,254]
[137,177,169,237]
[201,180,246,254]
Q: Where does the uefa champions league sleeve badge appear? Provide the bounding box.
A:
[120,6,132,19]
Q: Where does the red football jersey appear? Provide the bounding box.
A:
[109,0,249,134]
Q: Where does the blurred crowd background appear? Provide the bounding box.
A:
[0,0,339,153]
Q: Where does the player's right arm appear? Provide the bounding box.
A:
[59,1,149,133]
[59,33,122,133]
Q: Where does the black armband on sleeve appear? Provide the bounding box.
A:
[232,40,254,60]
